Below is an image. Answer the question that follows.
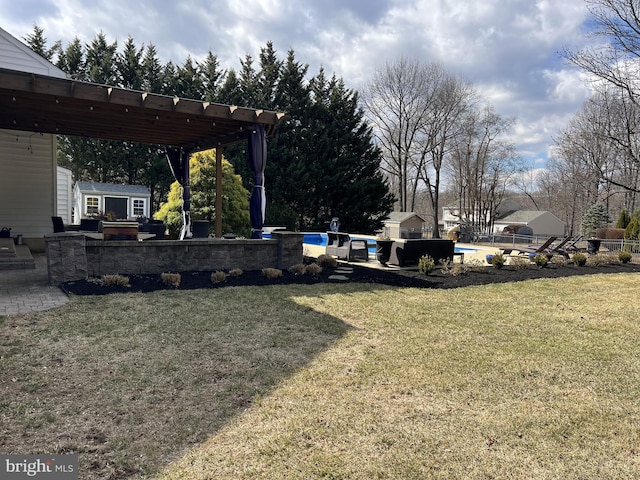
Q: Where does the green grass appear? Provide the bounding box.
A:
[1,274,640,479]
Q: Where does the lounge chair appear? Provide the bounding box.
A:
[325,231,369,261]
[502,236,557,257]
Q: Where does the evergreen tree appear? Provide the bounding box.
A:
[581,202,611,237]
[141,44,164,93]
[199,51,224,101]
[116,36,143,90]
[257,41,282,108]
[154,150,250,238]
[23,24,61,62]
[306,72,394,232]
[616,210,631,229]
[265,49,312,230]
[56,38,84,79]
[239,54,261,108]
[161,61,179,96]
[85,32,118,84]
[176,56,204,99]
[217,69,243,105]
[624,210,640,240]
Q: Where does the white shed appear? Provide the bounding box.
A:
[0,27,68,250]
[72,181,151,223]
[383,212,426,239]
[493,210,566,237]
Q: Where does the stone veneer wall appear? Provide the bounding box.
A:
[45,232,88,285]
[45,231,304,285]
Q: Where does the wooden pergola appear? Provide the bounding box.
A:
[0,67,285,236]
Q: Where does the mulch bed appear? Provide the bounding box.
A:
[60,260,640,296]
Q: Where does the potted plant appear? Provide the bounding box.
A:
[376,237,394,266]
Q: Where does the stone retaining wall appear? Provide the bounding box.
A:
[44,231,303,285]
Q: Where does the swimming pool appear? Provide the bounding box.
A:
[265,232,475,255]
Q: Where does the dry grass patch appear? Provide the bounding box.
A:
[158,274,640,480]
[2,274,640,479]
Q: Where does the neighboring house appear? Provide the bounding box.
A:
[383,212,426,239]
[72,181,151,223]
[56,166,73,224]
[442,198,522,233]
[0,27,68,250]
[493,210,566,238]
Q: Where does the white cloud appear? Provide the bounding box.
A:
[0,0,598,168]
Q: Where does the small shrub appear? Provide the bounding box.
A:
[228,268,243,277]
[465,258,485,272]
[418,254,436,275]
[596,227,626,239]
[509,256,531,270]
[441,261,467,277]
[101,274,130,287]
[491,252,506,269]
[161,272,181,287]
[532,254,549,268]
[262,268,283,279]
[316,254,338,268]
[210,271,228,284]
[550,255,569,267]
[572,252,587,266]
[586,253,618,266]
[288,264,307,275]
[619,250,633,263]
[304,263,323,276]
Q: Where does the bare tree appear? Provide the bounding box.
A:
[447,105,520,234]
[361,57,435,212]
[564,0,640,102]
[563,0,640,196]
[362,57,474,236]
[414,71,475,236]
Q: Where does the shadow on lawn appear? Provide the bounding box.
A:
[0,285,355,479]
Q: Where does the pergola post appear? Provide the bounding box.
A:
[215,146,223,238]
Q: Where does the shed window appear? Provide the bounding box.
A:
[86,197,99,216]
[133,199,146,216]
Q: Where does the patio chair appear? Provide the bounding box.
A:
[51,216,65,233]
[325,231,369,262]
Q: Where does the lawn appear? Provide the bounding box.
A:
[2,273,640,479]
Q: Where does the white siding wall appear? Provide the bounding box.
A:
[0,129,56,239]
[0,28,67,77]
[56,166,73,224]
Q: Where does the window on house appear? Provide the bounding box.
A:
[133,199,146,217]
[86,197,99,216]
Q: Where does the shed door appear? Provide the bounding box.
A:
[105,197,128,220]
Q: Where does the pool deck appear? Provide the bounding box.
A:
[304,241,499,269]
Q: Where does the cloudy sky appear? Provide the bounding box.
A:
[1,0,599,168]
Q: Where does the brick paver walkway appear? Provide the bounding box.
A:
[0,254,69,315]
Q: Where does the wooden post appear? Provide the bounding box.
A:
[215,146,223,238]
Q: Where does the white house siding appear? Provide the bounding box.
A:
[56,166,73,224]
[0,27,67,77]
[0,29,68,250]
[493,211,565,237]
[0,129,56,246]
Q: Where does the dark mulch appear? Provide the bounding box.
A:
[60,260,640,296]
